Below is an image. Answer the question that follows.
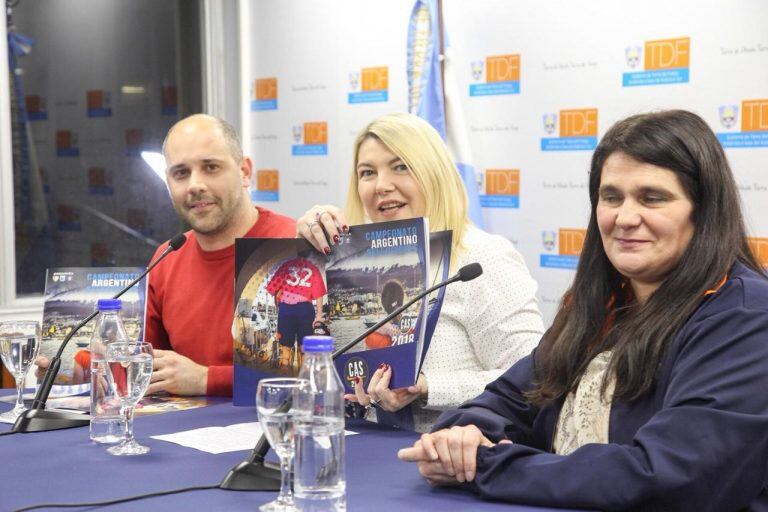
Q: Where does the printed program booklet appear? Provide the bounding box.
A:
[232,218,450,406]
[0,392,208,419]
[39,267,147,393]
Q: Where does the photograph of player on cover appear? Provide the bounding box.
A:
[266,255,327,368]
[364,279,406,349]
[326,248,423,354]
[233,247,327,375]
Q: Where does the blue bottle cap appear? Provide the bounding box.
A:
[302,335,334,352]
[97,298,122,311]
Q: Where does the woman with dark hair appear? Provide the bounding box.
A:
[399,110,768,510]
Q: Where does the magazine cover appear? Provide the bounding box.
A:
[420,230,452,370]
[233,218,436,405]
[39,267,147,389]
[328,218,429,393]
[1,392,208,417]
[233,239,328,406]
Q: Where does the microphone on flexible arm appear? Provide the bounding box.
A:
[219,262,484,491]
[11,233,188,434]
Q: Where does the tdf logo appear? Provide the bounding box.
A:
[540,228,586,270]
[470,54,520,96]
[541,109,598,151]
[251,170,279,202]
[623,37,690,87]
[479,169,520,209]
[716,99,768,148]
[349,66,389,103]
[252,77,278,111]
[291,122,328,156]
[749,238,768,268]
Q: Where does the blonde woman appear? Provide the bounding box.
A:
[297,113,544,432]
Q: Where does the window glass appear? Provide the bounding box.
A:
[8,0,202,295]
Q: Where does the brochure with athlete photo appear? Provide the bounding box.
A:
[232,238,329,406]
[232,218,449,406]
[39,267,147,393]
[0,391,208,418]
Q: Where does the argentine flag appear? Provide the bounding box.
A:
[407,0,483,228]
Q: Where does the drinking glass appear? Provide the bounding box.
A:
[256,378,312,512]
[0,321,41,422]
[104,341,153,455]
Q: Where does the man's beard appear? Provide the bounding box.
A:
[178,193,240,236]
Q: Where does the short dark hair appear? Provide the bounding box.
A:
[528,110,763,405]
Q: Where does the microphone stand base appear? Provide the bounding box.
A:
[219,460,282,491]
[12,409,91,433]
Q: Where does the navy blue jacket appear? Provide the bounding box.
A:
[434,262,768,511]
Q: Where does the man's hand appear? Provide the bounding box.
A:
[148,349,208,395]
[34,355,50,381]
[398,425,508,484]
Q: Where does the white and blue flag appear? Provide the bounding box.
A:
[407,0,483,227]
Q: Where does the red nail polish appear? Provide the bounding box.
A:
[324,247,331,255]
[384,364,390,371]
[342,225,349,233]
[333,234,340,244]
[355,376,361,384]
[378,363,386,370]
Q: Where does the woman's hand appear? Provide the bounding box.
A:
[344,366,428,412]
[296,204,349,254]
[398,425,508,484]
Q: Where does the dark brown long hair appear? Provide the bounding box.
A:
[527,110,764,405]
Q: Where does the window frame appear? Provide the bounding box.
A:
[0,18,41,321]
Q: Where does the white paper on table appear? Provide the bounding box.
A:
[150,421,358,454]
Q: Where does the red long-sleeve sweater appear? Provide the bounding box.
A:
[144,206,296,396]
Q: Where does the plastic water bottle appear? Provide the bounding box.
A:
[89,298,128,443]
[295,335,346,511]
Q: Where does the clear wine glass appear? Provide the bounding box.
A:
[0,321,41,422]
[256,378,312,512]
[104,341,153,455]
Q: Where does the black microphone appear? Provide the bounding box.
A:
[332,262,483,358]
[219,262,483,491]
[12,233,187,434]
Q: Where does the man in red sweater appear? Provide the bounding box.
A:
[144,114,296,396]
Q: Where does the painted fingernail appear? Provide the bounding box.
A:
[355,376,361,384]
[323,247,331,255]
[384,364,390,371]
[333,234,340,244]
[378,363,386,370]
[342,225,349,233]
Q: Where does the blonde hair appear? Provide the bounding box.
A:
[345,112,471,260]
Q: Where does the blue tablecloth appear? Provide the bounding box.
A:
[0,397,580,511]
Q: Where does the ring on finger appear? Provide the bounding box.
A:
[367,398,381,410]
[306,220,319,230]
